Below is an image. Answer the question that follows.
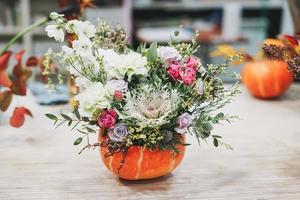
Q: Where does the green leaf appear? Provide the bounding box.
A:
[73,109,80,120]
[213,138,219,147]
[212,135,222,139]
[61,113,72,121]
[85,127,96,133]
[147,42,157,62]
[82,117,89,122]
[73,137,83,145]
[216,113,225,119]
[68,120,72,126]
[45,113,58,121]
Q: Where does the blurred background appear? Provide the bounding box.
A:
[0,0,295,78]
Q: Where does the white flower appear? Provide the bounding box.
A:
[158,46,182,62]
[123,85,181,127]
[105,80,128,97]
[120,52,148,79]
[74,83,111,116]
[66,20,96,38]
[77,21,96,38]
[98,49,148,80]
[72,36,93,54]
[45,24,64,42]
[62,45,75,55]
[49,12,64,20]
[65,20,78,34]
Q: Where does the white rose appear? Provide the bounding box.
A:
[45,24,64,42]
[158,46,182,62]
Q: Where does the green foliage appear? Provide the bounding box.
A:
[146,42,158,62]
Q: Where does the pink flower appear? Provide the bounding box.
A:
[167,62,181,79]
[185,56,200,69]
[180,67,196,85]
[98,109,117,129]
[114,90,123,101]
[182,74,196,85]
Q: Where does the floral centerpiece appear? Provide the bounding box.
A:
[44,12,240,180]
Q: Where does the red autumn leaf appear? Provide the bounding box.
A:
[0,70,12,87]
[10,80,27,96]
[0,51,12,70]
[282,34,299,46]
[14,49,25,65]
[0,51,12,87]
[13,49,25,78]
[9,106,33,128]
[0,90,13,111]
[26,56,39,67]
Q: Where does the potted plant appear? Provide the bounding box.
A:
[44,13,240,180]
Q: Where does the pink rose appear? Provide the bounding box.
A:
[185,56,200,69]
[167,62,181,79]
[182,74,196,85]
[179,67,196,85]
[114,90,123,101]
[98,109,117,129]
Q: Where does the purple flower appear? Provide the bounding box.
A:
[108,124,128,142]
[175,113,192,134]
[158,46,182,63]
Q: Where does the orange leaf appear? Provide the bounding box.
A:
[0,51,12,87]
[14,49,25,65]
[0,70,12,87]
[0,51,12,71]
[13,49,25,78]
[9,106,33,128]
[0,90,13,111]
[26,56,39,67]
[10,80,27,96]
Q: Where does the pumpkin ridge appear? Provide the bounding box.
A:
[135,147,144,179]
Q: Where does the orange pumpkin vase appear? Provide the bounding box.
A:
[98,134,186,180]
[242,60,294,99]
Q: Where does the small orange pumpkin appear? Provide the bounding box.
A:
[242,60,294,98]
[98,134,185,180]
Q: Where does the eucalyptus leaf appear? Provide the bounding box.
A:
[73,137,83,145]
[45,113,58,121]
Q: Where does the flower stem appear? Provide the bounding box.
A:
[0,17,49,56]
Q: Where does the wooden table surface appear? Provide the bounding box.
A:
[0,85,300,200]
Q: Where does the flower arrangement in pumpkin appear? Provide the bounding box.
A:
[211,38,295,99]
[44,13,240,180]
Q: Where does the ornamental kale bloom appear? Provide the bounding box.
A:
[175,113,192,133]
[108,124,128,142]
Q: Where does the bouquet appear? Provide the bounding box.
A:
[44,12,240,180]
